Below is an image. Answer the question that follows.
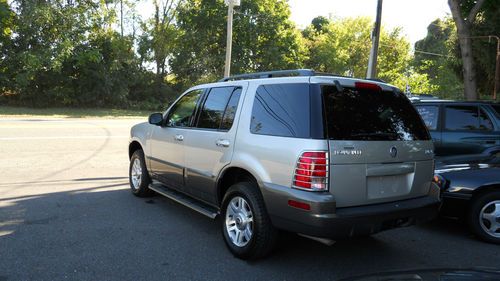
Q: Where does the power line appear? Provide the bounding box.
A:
[413,49,454,58]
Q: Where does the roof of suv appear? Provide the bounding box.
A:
[210,69,398,91]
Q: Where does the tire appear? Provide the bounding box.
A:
[467,191,500,244]
[129,149,154,197]
[221,182,277,260]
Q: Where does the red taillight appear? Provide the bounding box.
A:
[292,151,329,192]
[355,82,382,92]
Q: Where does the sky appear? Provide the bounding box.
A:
[288,0,451,45]
[137,0,451,46]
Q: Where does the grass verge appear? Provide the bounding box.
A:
[0,106,151,118]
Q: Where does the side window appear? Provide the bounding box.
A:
[220,88,242,130]
[416,105,439,131]
[167,89,203,127]
[479,108,494,131]
[250,83,310,138]
[445,105,479,131]
[197,87,234,130]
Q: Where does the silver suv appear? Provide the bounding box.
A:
[128,69,440,259]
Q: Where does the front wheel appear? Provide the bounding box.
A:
[221,182,277,260]
[468,191,500,244]
[129,149,153,197]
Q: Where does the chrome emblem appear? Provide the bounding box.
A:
[390,147,398,158]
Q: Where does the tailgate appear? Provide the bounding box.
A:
[329,140,434,207]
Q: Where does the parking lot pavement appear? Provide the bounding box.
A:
[0,117,499,281]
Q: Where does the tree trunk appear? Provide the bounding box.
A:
[448,0,485,101]
[457,27,478,100]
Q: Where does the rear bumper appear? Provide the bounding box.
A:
[262,182,441,239]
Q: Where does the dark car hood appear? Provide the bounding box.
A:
[339,268,500,281]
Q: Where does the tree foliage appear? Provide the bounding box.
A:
[0,0,497,109]
[415,0,499,100]
[171,0,307,87]
[413,18,464,99]
[303,17,433,93]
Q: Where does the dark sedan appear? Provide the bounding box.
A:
[435,155,500,244]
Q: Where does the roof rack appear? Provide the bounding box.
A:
[219,69,343,82]
[366,78,386,83]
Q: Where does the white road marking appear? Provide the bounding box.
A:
[0,136,129,141]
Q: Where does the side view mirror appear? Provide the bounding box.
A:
[148,113,164,126]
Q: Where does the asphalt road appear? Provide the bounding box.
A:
[0,117,498,281]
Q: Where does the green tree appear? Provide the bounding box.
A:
[171,0,307,87]
[139,0,181,83]
[413,18,464,98]
[0,0,15,94]
[469,0,500,99]
[448,0,487,100]
[304,17,427,92]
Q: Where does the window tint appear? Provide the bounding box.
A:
[221,88,242,130]
[445,106,479,131]
[250,83,310,138]
[322,85,430,141]
[416,105,439,130]
[197,87,234,129]
[479,108,494,131]
[167,89,203,127]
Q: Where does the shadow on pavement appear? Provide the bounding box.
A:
[1,184,498,280]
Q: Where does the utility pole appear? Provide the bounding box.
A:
[366,0,383,79]
[224,0,240,78]
[120,0,124,37]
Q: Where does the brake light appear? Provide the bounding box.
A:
[355,82,382,92]
[292,151,329,191]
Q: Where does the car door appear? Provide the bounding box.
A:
[149,89,204,190]
[183,85,245,204]
[441,104,496,156]
[415,104,442,154]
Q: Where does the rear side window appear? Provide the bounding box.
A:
[196,87,242,130]
[197,87,234,129]
[322,85,430,141]
[445,105,480,131]
[416,105,439,131]
[250,83,310,138]
[221,88,242,130]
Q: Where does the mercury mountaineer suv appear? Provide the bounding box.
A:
[128,69,440,259]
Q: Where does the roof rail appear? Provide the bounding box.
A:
[219,69,316,82]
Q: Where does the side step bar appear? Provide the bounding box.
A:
[148,183,219,219]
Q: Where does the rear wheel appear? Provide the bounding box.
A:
[129,149,154,197]
[221,182,277,260]
[468,191,500,244]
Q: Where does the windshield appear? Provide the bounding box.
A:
[322,85,431,141]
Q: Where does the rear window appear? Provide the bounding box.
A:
[322,85,430,141]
